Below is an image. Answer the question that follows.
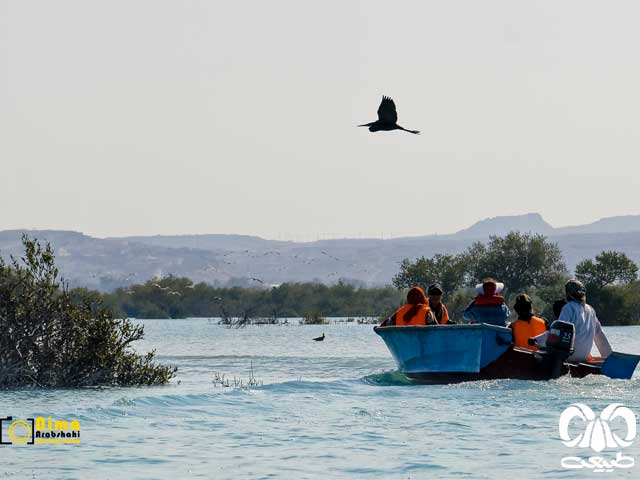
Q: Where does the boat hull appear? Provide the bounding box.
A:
[374,324,639,383]
[374,324,513,374]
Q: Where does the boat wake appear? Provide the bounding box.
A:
[361,370,414,386]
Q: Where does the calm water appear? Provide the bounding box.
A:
[1,321,639,479]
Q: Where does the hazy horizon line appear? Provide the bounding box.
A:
[4,211,640,243]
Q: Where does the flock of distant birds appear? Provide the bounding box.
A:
[115,245,370,295]
[97,96,414,343]
[148,281,328,342]
[198,247,374,284]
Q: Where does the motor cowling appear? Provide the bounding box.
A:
[546,320,575,355]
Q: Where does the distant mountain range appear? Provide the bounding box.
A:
[455,213,640,238]
[2,213,640,291]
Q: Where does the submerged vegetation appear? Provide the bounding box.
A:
[212,362,262,389]
[0,236,176,388]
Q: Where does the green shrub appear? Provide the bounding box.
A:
[0,236,176,388]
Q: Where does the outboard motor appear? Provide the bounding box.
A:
[544,320,575,378]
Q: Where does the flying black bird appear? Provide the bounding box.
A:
[358,96,420,134]
[312,333,325,342]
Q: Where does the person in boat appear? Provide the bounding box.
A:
[552,299,567,320]
[380,286,438,326]
[509,294,547,351]
[426,283,453,325]
[530,279,612,363]
[462,278,510,327]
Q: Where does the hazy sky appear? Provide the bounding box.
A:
[2,1,640,240]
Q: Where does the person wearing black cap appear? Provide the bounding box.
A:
[530,279,612,362]
[561,279,612,361]
[427,283,452,325]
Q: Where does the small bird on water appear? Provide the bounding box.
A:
[358,96,420,134]
[312,333,325,342]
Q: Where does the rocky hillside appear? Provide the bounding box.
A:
[2,213,639,291]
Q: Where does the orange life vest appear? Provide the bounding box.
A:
[394,304,431,326]
[511,316,547,350]
[428,301,450,325]
[439,304,450,325]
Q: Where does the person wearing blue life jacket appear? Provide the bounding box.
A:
[463,278,510,327]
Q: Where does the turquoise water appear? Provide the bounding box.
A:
[1,321,639,479]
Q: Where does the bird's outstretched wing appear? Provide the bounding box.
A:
[377,96,398,123]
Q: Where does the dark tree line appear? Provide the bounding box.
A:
[101,278,405,321]
[574,251,639,325]
[393,232,567,298]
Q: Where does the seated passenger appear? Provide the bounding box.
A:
[530,279,612,363]
[380,286,437,326]
[560,279,612,362]
[427,283,453,325]
[463,278,510,327]
[509,294,547,351]
[552,299,567,320]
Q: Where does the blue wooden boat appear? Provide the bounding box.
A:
[374,324,640,383]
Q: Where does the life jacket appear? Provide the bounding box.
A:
[474,295,506,306]
[429,302,450,325]
[394,304,431,326]
[511,316,547,351]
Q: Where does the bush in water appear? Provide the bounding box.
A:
[0,236,176,388]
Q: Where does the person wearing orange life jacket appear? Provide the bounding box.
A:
[426,283,453,325]
[509,294,547,351]
[380,286,437,326]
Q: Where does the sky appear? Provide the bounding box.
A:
[2,0,640,240]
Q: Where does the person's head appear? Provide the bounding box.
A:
[427,283,443,306]
[407,286,428,305]
[565,279,586,304]
[513,294,533,320]
[476,278,504,296]
[553,299,567,319]
[482,278,497,296]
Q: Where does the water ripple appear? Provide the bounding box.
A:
[0,322,638,480]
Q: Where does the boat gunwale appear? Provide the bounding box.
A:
[374,323,511,334]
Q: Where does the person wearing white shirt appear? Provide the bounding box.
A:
[559,279,612,362]
[531,279,612,362]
